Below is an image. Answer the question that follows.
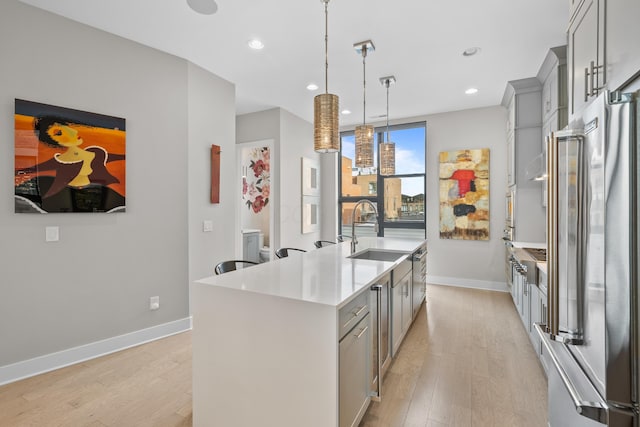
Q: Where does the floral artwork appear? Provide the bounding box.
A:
[439,148,490,240]
[14,99,126,213]
[242,147,270,214]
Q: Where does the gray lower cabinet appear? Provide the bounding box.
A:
[529,283,541,353]
[339,312,371,427]
[391,261,412,357]
[242,231,260,263]
[520,281,531,335]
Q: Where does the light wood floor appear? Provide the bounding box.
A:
[0,284,547,427]
[360,285,548,427]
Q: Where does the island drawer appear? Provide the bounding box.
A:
[338,291,370,340]
[392,259,412,286]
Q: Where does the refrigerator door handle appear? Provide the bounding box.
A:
[546,131,584,345]
[534,323,608,423]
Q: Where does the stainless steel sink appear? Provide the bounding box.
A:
[348,249,408,262]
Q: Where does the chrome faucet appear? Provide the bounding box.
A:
[350,199,379,253]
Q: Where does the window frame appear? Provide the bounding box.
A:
[338,121,427,239]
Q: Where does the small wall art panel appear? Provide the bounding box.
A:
[211,144,220,204]
[14,99,126,213]
[301,157,320,196]
[439,148,489,240]
[301,157,320,234]
[302,195,320,234]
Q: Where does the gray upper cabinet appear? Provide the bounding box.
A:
[568,0,605,120]
[538,46,568,132]
[569,0,585,21]
[537,46,568,190]
[502,78,543,189]
[606,0,640,91]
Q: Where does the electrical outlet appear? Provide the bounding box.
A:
[203,220,213,232]
[45,226,59,242]
[149,296,160,311]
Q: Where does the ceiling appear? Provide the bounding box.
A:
[18,0,569,127]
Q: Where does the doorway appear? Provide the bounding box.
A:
[236,139,275,262]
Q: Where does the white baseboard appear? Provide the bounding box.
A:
[0,317,192,386]
[426,275,509,293]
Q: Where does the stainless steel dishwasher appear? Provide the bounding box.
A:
[411,243,427,317]
[370,272,390,401]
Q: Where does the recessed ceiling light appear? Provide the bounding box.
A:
[462,47,481,57]
[341,110,352,115]
[248,39,264,50]
[306,83,319,91]
[465,88,479,95]
[187,0,218,15]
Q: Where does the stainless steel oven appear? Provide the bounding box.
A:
[503,188,515,241]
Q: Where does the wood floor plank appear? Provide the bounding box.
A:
[0,284,547,426]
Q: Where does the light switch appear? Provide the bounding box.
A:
[45,226,59,242]
[203,220,213,232]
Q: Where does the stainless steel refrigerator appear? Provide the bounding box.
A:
[536,90,639,426]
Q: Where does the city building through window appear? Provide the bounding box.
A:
[339,122,426,239]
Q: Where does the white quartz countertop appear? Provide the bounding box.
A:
[194,237,425,308]
[511,241,546,249]
[537,261,547,275]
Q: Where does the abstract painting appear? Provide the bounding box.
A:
[242,146,270,214]
[439,148,489,240]
[14,99,126,213]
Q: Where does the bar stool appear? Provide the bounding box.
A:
[314,240,336,248]
[274,248,306,258]
[214,260,258,275]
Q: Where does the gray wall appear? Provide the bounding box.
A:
[187,63,236,286]
[0,1,235,367]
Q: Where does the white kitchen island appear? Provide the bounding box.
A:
[191,237,426,427]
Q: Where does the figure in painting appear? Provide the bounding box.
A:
[15,111,126,213]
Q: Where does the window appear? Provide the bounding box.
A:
[368,182,377,195]
[339,122,426,239]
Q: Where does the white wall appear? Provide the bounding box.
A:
[0,0,236,381]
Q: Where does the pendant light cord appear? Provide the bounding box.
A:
[324,0,329,94]
[385,79,390,143]
[362,46,367,125]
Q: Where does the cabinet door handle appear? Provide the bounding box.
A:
[585,61,604,101]
[589,61,604,96]
[354,325,369,339]
[354,305,367,317]
[584,66,590,102]
[342,305,367,329]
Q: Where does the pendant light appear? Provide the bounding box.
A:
[353,40,375,168]
[314,0,339,153]
[379,76,396,175]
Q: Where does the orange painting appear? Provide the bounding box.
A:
[14,99,126,213]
